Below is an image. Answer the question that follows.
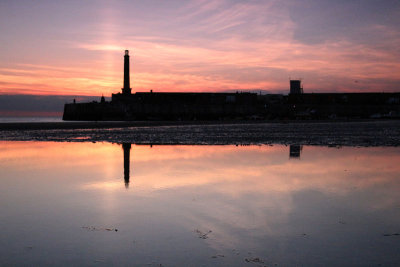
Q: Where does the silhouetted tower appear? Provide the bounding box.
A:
[122,143,131,188]
[290,80,303,94]
[289,145,303,158]
[122,50,132,95]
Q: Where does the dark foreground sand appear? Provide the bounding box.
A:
[1,120,399,146]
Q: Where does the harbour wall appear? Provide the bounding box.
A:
[63,92,400,121]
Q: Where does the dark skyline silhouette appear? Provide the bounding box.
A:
[63,50,400,122]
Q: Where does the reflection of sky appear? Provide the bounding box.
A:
[0,1,399,97]
[1,142,400,266]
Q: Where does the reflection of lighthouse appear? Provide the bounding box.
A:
[122,143,131,188]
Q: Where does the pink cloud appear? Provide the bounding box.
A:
[1,0,399,95]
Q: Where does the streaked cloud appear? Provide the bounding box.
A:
[0,0,399,98]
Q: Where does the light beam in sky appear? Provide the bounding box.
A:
[0,0,399,96]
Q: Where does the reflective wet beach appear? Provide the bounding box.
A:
[1,142,400,266]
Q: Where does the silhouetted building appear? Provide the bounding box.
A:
[63,50,400,121]
[290,80,303,94]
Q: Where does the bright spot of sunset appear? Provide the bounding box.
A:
[0,1,399,97]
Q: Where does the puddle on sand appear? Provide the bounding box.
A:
[1,141,400,266]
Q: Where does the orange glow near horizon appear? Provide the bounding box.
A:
[2,38,400,96]
[1,1,399,97]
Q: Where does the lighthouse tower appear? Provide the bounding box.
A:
[122,50,132,95]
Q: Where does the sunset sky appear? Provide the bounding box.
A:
[1,0,399,104]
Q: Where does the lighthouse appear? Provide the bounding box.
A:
[122,50,132,95]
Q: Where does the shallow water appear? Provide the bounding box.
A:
[0,142,399,266]
[1,121,400,146]
[0,116,62,123]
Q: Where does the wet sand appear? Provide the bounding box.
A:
[0,119,397,130]
[1,120,399,146]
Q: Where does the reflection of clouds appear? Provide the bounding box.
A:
[0,141,120,167]
[2,141,400,264]
[2,142,399,198]
[124,145,400,251]
[2,142,400,213]
[132,146,400,197]
[81,181,121,191]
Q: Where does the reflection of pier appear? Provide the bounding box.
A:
[289,145,302,158]
[122,143,131,188]
[121,144,303,188]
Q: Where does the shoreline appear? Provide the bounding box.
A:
[0,118,398,131]
[0,120,399,146]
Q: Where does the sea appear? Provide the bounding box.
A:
[0,116,63,123]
